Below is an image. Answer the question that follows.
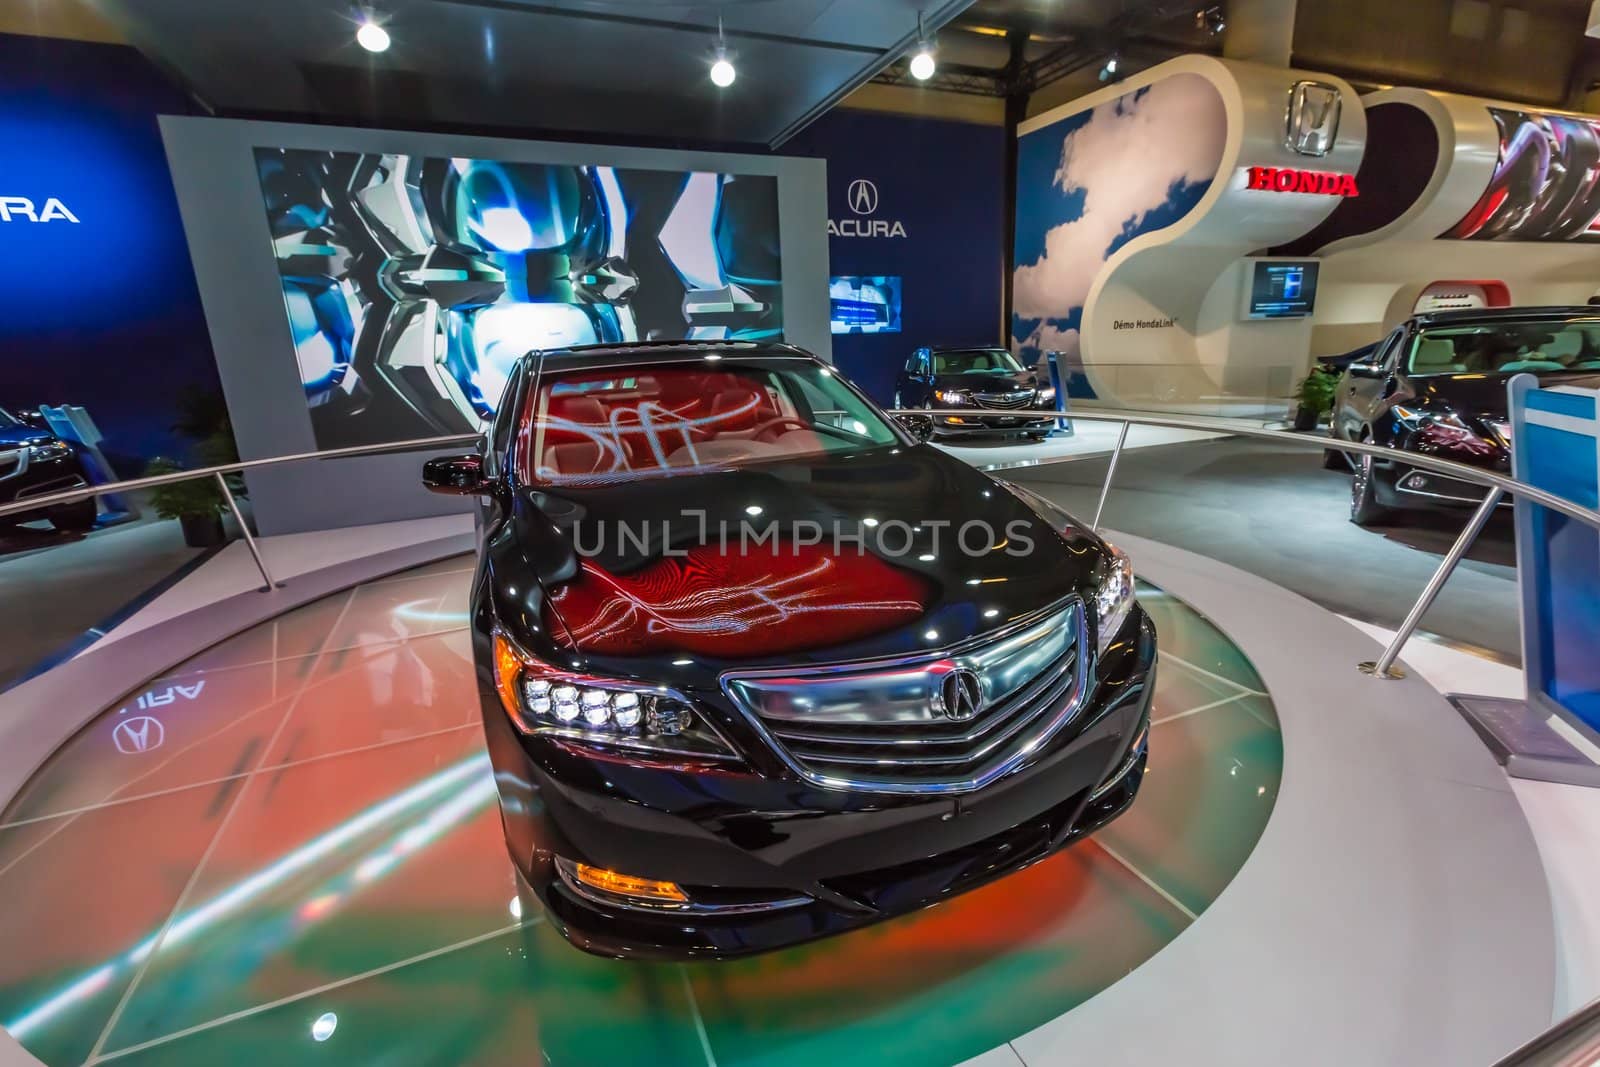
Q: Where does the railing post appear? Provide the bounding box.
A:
[215,472,279,592]
[1361,487,1504,679]
[1091,422,1130,533]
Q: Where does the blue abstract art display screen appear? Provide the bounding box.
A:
[829,276,902,334]
[255,150,783,448]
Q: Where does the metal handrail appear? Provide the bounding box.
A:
[1493,995,1600,1066]
[0,432,480,592]
[6,407,1596,678]
[0,432,481,518]
[892,407,1600,679]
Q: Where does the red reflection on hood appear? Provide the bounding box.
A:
[549,543,933,657]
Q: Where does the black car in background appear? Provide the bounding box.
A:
[0,407,96,532]
[1330,306,1600,525]
[894,346,1055,439]
[425,341,1153,959]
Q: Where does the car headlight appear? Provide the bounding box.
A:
[934,389,969,405]
[493,632,734,759]
[28,442,71,462]
[1037,386,1056,405]
[1094,544,1136,657]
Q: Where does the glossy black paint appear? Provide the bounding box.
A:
[0,408,95,530]
[1330,307,1600,523]
[447,342,1152,958]
[893,345,1053,438]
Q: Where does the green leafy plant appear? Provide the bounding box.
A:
[1295,367,1339,421]
[144,457,226,520]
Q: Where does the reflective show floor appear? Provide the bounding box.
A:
[0,558,1281,1067]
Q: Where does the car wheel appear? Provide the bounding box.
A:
[48,498,97,533]
[1349,451,1392,527]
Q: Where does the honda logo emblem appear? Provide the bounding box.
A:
[1285,81,1342,157]
[937,668,983,721]
[847,178,879,215]
[113,715,165,754]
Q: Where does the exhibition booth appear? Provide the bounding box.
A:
[1,20,1599,1067]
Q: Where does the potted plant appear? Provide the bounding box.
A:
[1293,367,1338,431]
[145,457,228,547]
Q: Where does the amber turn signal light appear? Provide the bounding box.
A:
[493,632,526,725]
[573,862,688,903]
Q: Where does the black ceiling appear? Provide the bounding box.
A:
[91,0,975,148]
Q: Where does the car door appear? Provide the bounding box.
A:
[1336,328,1404,440]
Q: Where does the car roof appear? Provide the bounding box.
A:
[529,340,818,373]
[1412,306,1600,329]
[925,344,1009,352]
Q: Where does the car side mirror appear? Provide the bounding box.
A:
[893,413,935,443]
[1348,362,1387,380]
[422,453,488,494]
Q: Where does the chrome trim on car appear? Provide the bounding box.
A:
[1089,727,1147,802]
[721,598,1089,795]
[553,858,811,915]
[0,448,27,483]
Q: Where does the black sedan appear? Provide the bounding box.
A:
[1330,306,1600,525]
[425,341,1153,959]
[894,346,1055,439]
[0,407,96,532]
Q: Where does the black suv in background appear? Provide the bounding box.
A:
[1330,306,1600,525]
[0,408,96,532]
[894,346,1055,440]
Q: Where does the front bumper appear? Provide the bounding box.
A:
[0,448,88,520]
[483,609,1156,959]
[932,412,1054,437]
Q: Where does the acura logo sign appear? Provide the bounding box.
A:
[829,177,907,238]
[937,668,983,721]
[847,178,879,215]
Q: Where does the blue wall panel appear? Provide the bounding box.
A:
[0,32,216,472]
[786,110,1005,403]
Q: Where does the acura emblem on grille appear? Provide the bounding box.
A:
[938,669,983,721]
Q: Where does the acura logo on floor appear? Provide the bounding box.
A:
[829,177,907,238]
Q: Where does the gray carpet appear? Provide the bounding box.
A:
[1006,438,1521,660]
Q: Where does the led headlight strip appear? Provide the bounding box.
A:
[492,632,731,758]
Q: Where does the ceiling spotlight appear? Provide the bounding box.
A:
[908,12,936,81]
[710,15,736,88]
[1195,5,1226,35]
[1098,54,1120,81]
[355,12,390,53]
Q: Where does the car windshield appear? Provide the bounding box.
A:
[932,349,1024,375]
[1406,320,1600,376]
[520,358,900,485]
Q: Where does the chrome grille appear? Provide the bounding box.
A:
[973,390,1035,410]
[723,600,1086,794]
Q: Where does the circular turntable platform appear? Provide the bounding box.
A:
[0,559,1279,1066]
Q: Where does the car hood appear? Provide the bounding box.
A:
[0,426,52,450]
[1412,371,1600,418]
[491,444,1106,686]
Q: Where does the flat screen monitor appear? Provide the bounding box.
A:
[830,276,902,334]
[1243,260,1319,319]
